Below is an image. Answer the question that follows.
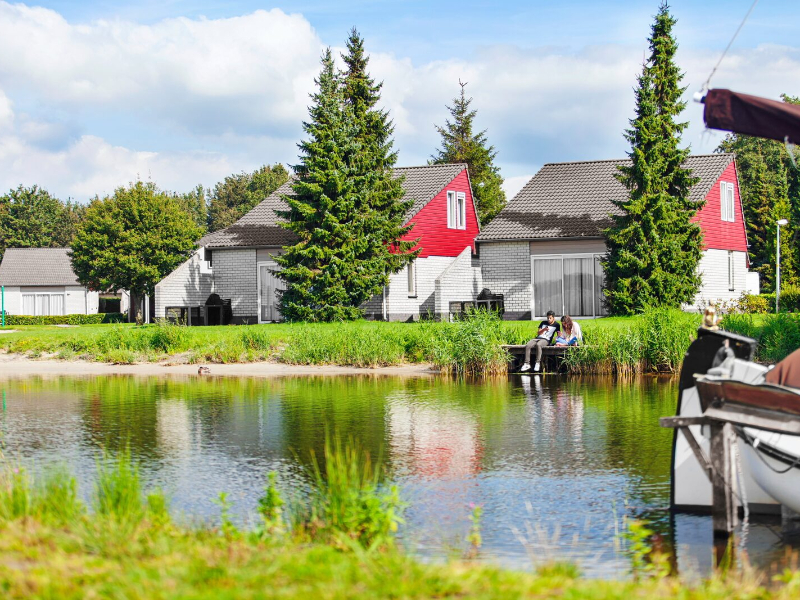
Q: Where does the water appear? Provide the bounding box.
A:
[0,373,796,577]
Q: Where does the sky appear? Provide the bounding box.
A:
[0,0,798,201]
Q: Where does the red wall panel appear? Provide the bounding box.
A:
[692,161,748,252]
[401,169,480,258]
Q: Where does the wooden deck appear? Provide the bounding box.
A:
[501,344,574,373]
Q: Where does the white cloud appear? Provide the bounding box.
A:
[0,2,798,200]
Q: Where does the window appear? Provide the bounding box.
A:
[728,251,735,291]
[407,260,416,297]
[20,293,65,316]
[447,190,466,230]
[532,253,608,318]
[22,294,34,315]
[720,182,735,222]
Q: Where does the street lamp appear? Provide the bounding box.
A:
[777,218,789,313]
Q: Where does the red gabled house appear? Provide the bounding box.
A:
[155,163,482,323]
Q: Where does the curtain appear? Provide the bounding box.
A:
[533,258,563,317]
[36,295,50,316]
[51,294,65,316]
[22,294,35,315]
[564,257,594,317]
[594,256,608,316]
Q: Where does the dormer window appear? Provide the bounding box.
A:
[447,191,466,230]
[720,181,735,222]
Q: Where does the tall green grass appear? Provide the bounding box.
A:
[429,310,510,375]
[722,313,800,363]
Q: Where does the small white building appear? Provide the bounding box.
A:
[0,248,100,316]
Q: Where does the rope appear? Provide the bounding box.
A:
[702,0,760,93]
[740,428,800,475]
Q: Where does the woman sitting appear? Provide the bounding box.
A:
[555,315,582,346]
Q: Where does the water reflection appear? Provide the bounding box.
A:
[0,373,794,577]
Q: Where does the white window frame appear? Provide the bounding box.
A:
[728,251,735,292]
[720,181,735,222]
[407,260,417,297]
[446,190,467,230]
[530,252,607,319]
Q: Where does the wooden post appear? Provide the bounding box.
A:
[709,422,738,537]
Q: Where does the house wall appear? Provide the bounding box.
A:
[693,249,749,308]
[435,247,483,318]
[529,239,606,255]
[214,248,258,323]
[479,241,532,320]
[65,286,98,314]
[694,161,748,252]
[402,170,480,258]
[154,251,214,318]
[382,255,455,321]
[2,287,20,314]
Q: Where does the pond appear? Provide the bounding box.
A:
[0,373,795,578]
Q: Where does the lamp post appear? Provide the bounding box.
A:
[777,218,789,313]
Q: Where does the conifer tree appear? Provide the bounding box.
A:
[432,81,505,224]
[602,3,702,315]
[276,46,416,322]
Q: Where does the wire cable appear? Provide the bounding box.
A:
[702,0,760,92]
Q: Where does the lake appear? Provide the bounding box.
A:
[0,373,795,578]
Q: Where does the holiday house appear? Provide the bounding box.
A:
[476,153,757,320]
[155,164,482,322]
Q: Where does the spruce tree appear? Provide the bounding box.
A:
[432,81,506,224]
[602,3,702,315]
[276,46,416,322]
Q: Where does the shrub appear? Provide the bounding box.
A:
[4,313,125,326]
[737,293,769,314]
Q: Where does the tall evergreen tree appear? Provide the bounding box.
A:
[718,94,800,291]
[276,39,416,322]
[432,81,506,224]
[602,3,702,315]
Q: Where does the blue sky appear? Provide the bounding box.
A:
[1,1,798,200]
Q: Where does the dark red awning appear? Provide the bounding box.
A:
[703,88,800,144]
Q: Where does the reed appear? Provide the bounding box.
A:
[93,449,144,522]
[722,313,800,363]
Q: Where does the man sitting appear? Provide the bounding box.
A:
[521,311,560,372]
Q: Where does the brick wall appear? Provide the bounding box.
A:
[479,241,531,320]
[435,247,482,317]
[155,253,215,318]
[213,249,258,322]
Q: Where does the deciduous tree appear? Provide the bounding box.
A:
[208,164,289,232]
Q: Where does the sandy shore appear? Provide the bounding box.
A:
[0,355,437,379]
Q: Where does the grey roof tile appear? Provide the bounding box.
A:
[0,248,81,286]
[477,153,735,242]
[201,164,467,249]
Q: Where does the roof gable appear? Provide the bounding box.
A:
[201,164,467,249]
[0,248,81,286]
[477,153,735,242]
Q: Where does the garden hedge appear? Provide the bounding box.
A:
[4,313,126,326]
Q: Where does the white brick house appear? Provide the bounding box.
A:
[477,154,754,319]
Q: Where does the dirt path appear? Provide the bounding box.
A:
[0,355,438,379]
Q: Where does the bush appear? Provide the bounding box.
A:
[4,313,125,326]
[737,293,769,314]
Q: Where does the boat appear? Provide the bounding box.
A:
[670,323,800,515]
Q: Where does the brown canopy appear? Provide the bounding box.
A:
[704,88,800,144]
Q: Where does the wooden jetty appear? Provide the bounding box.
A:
[501,344,573,373]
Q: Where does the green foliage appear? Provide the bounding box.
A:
[213,492,238,539]
[3,312,125,325]
[736,293,770,314]
[70,180,203,297]
[0,185,84,260]
[296,434,404,548]
[430,309,509,375]
[0,467,33,521]
[432,81,506,224]
[718,95,800,293]
[207,164,289,232]
[622,519,670,580]
[93,450,144,523]
[34,467,83,525]
[255,472,286,538]
[723,313,800,363]
[149,319,189,352]
[277,35,416,322]
[603,4,703,315]
[466,503,483,554]
[173,183,209,234]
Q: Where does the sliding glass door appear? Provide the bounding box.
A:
[532,254,607,318]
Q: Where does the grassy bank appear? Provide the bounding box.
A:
[1,449,798,599]
[0,309,793,374]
